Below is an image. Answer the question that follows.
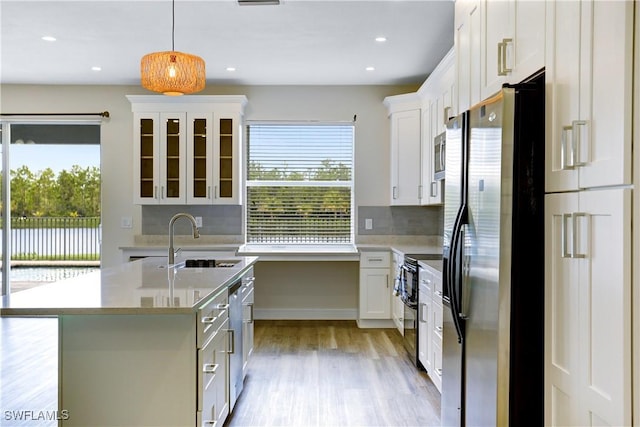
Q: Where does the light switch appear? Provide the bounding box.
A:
[365,218,373,230]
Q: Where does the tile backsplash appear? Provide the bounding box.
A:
[357,205,443,236]
[141,204,442,237]
[142,205,243,235]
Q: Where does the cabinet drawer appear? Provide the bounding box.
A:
[432,302,443,346]
[197,288,229,349]
[360,252,390,268]
[431,339,442,392]
[198,318,228,420]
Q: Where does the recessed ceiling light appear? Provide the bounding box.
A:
[91,66,102,72]
[41,36,56,42]
[366,66,375,72]
[226,67,236,72]
[375,36,387,43]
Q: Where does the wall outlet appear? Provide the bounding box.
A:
[195,216,203,227]
[365,218,373,230]
[121,217,132,229]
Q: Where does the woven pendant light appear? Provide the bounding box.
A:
[140,0,205,96]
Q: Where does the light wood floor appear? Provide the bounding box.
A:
[226,320,441,427]
[0,317,58,427]
[0,318,441,427]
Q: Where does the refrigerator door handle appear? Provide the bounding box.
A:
[458,225,470,320]
[447,205,466,343]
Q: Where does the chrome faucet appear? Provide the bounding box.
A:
[168,213,200,265]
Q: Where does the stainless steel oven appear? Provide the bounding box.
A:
[434,131,446,181]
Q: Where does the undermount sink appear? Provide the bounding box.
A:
[182,259,240,268]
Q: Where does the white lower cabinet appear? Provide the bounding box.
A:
[391,251,405,335]
[545,188,632,426]
[198,288,230,427]
[359,252,392,323]
[241,270,255,379]
[418,267,432,373]
[199,317,230,427]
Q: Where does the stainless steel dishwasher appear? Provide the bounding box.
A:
[228,280,244,411]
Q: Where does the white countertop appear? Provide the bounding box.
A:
[0,255,258,316]
[419,260,443,273]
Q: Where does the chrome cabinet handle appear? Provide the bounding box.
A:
[561,125,575,170]
[434,290,443,297]
[418,185,423,200]
[572,212,588,259]
[497,38,513,76]
[203,418,217,426]
[207,186,211,199]
[443,106,452,125]
[201,315,218,324]
[386,274,389,289]
[368,258,383,262]
[431,181,437,198]
[561,213,572,258]
[216,303,229,310]
[214,185,218,199]
[154,186,158,200]
[436,368,443,376]
[561,121,589,170]
[227,329,235,354]
[572,120,589,167]
[561,212,589,259]
[203,363,219,374]
[436,326,443,332]
[392,186,398,199]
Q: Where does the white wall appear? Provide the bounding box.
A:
[1,83,417,267]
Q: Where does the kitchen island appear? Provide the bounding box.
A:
[0,255,258,427]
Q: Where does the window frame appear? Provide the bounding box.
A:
[243,121,355,247]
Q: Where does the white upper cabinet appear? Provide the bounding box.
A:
[456,0,481,113]
[128,95,248,205]
[545,0,633,192]
[384,94,422,206]
[419,48,455,206]
[481,0,545,100]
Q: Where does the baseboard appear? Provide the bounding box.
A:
[254,308,357,320]
[356,319,395,329]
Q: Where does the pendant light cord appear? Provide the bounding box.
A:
[171,0,175,51]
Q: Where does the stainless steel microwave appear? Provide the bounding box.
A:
[434,131,445,180]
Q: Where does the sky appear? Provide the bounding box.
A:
[6,144,100,174]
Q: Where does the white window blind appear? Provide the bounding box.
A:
[245,123,354,244]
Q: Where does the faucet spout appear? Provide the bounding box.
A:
[168,213,200,265]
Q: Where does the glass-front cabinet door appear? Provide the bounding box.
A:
[133,112,186,204]
[186,113,213,204]
[160,113,186,204]
[216,116,239,204]
[133,113,160,204]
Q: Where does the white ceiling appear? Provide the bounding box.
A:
[0,0,454,87]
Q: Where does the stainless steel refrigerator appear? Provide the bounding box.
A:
[441,70,544,427]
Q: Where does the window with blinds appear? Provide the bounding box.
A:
[245,123,354,244]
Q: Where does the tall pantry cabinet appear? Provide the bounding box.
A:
[543,1,634,426]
